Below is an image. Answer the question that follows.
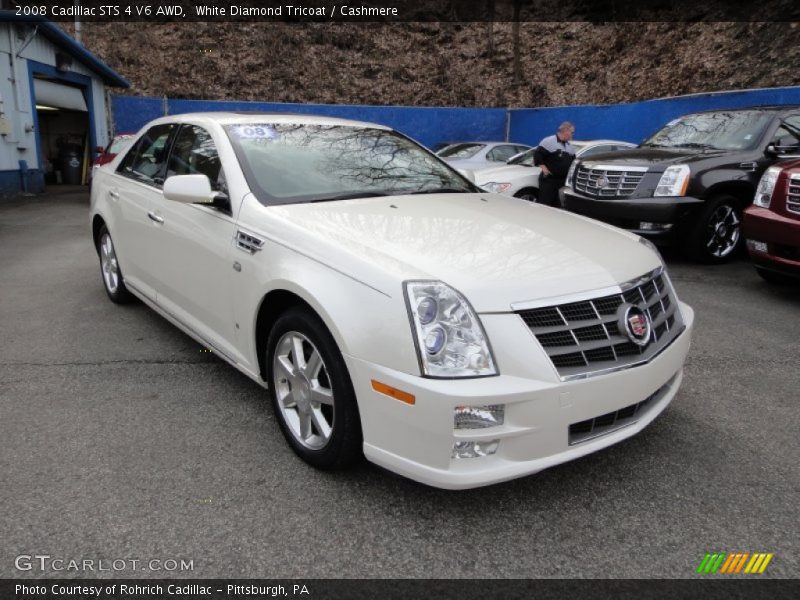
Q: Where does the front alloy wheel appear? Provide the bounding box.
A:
[685,196,743,263]
[272,331,335,450]
[265,307,362,469]
[705,203,741,259]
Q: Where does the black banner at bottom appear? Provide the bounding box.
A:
[2,579,799,600]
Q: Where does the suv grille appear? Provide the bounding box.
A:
[574,164,647,198]
[517,270,684,380]
[787,174,800,216]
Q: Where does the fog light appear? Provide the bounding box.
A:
[747,239,768,253]
[639,222,673,231]
[454,404,504,429]
[452,439,500,459]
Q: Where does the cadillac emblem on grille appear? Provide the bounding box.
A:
[594,176,608,188]
[618,303,652,347]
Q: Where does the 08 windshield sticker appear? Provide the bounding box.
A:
[229,125,279,142]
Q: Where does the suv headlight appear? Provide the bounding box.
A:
[565,160,578,188]
[654,164,691,197]
[483,182,512,194]
[754,166,781,208]
[404,281,498,378]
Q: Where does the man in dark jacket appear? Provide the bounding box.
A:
[533,121,576,207]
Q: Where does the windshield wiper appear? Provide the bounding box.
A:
[673,142,717,149]
[408,187,471,195]
[309,191,391,203]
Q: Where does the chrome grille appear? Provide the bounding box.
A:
[574,164,647,198]
[517,269,684,380]
[787,174,800,216]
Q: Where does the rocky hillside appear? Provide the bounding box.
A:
[74,21,800,107]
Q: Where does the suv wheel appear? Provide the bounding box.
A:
[685,195,742,263]
[265,307,362,469]
[97,225,134,303]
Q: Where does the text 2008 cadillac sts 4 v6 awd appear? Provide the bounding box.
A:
[90,113,694,489]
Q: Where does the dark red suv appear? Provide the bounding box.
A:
[743,159,800,283]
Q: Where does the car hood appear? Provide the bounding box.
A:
[581,146,736,170]
[264,193,661,312]
[474,163,539,183]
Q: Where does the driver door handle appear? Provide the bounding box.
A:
[147,211,164,224]
[108,190,119,199]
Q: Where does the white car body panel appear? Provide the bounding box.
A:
[90,113,693,489]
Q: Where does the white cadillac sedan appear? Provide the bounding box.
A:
[90,113,694,489]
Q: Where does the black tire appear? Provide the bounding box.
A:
[684,195,743,264]
[265,307,362,470]
[96,224,134,304]
[756,267,799,286]
[514,187,539,202]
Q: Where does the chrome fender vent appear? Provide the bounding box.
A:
[235,229,264,254]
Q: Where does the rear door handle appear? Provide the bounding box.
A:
[147,211,164,224]
[108,190,119,199]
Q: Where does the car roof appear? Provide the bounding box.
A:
[143,112,393,130]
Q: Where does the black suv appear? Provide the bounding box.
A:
[560,106,800,262]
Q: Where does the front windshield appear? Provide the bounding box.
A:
[642,111,772,151]
[437,143,485,158]
[225,123,476,204]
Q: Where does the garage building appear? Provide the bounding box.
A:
[0,13,129,195]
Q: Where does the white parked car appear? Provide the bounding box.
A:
[90,113,694,489]
[477,140,636,201]
[436,141,532,172]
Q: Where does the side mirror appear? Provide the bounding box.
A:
[163,174,216,204]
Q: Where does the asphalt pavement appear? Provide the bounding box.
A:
[1,187,798,579]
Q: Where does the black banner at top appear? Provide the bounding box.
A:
[3,0,800,22]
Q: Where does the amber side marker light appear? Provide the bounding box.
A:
[371,380,415,405]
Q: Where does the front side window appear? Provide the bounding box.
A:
[225,123,477,205]
[167,125,225,192]
[642,111,773,151]
[117,124,175,185]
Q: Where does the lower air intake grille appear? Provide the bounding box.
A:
[517,269,684,380]
[568,379,672,445]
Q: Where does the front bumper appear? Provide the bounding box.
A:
[560,187,704,241]
[743,206,800,278]
[344,302,694,490]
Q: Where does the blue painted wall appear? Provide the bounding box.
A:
[111,86,800,155]
[111,96,508,149]
[508,87,800,146]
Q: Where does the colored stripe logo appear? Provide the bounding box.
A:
[696,552,774,574]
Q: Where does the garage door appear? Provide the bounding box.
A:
[33,78,87,112]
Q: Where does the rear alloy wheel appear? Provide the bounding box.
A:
[514,188,538,202]
[97,225,134,303]
[266,308,362,469]
[686,196,743,263]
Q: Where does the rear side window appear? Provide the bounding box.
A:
[487,145,520,162]
[166,125,225,191]
[117,124,176,186]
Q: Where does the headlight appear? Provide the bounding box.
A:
[565,160,578,188]
[654,164,690,197]
[404,281,498,378]
[483,182,512,194]
[754,166,781,208]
